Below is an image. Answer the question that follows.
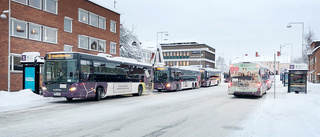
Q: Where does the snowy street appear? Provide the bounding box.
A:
[1,77,320,137]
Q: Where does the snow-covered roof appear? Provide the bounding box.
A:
[312,46,320,53]
[172,66,201,72]
[87,0,120,14]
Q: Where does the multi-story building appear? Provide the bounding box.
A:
[308,40,320,83]
[141,48,154,64]
[161,42,215,68]
[0,0,120,91]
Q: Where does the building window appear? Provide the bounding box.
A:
[13,0,27,4]
[110,20,116,33]
[89,13,98,27]
[64,17,72,33]
[64,44,73,52]
[78,35,88,49]
[10,54,23,72]
[79,9,88,24]
[98,17,106,29]
[29,23,41,41]
[110,42,117,54]
[89,37,98,51]
[98,40,106,52]
[29,0,41,9]
[44,0,57,14]
[43,26,57,44]
[12,19,27,38]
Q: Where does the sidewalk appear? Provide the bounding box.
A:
[230,81,320,137]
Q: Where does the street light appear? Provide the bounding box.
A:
[156,31,169,46]
[1,1,11,92]
[280,43,293,63]
[155,31,169,67]
[287,22,304,61]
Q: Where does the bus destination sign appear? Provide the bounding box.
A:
[47,54,74,60]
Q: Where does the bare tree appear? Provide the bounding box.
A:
[293,29,315,64]
[302,29,316,64]
[120,25,143,61]
[216,56,228,72]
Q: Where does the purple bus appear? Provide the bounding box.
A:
[42,52,153,101]
[200,68,221,87]
[154,66,201,92]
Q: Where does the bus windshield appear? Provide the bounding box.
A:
[154,69,170,82]
[44,60,79,83]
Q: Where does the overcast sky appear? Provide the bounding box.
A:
[92,0,320,62]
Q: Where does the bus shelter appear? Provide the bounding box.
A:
[288,70,308,94]
[20,52,44,94]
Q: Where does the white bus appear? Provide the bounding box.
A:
[228,62,270,97]
[42,52,153,101]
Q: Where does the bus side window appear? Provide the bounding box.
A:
[80,60,93,82]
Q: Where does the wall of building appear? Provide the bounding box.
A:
[0,0,120,91]
[161,43,216,68]
[308,42,320,83]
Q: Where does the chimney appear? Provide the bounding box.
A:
[277,51,280,56]
[255,52,259,57]
[245,54,248,56]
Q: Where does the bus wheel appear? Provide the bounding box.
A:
[95,87,103,101]
[66,98,73,101]
[134,85,143,96]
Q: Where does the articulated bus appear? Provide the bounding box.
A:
[42,52,153,101]
[200,68,221,87]
[154,66,201,92]
[228,62,270,97]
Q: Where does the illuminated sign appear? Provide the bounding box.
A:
[47,54,73,59]
[156,67,165,70]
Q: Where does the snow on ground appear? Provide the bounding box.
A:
[0,89,64,112]
[1,77,320,136]
[230,79,320,137]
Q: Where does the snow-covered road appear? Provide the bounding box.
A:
[1,83,264,137]
[1,77,319,137]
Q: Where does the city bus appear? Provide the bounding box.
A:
[223,70,230,83]
[42,52,153,101]
[228,62,269,97]
[200,68,221,87]
[154,66,201,92]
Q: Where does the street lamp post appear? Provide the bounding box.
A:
[287,22,304,61]
[280,43,293,63]
[155,31,168,67]
[1,0,11,92]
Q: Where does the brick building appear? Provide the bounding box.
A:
[161,42,215,68]
[308,40,320,83]
[0,0,120,91]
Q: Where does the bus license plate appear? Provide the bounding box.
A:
[54,92,61,96]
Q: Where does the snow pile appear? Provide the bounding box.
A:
[0,90,62,112]
[231,82,320,137]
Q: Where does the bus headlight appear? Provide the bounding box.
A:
[42,87,47,91]
[166,83,171,88]
[69,87,77,92]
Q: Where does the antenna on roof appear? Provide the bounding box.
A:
[114,0,117,8]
